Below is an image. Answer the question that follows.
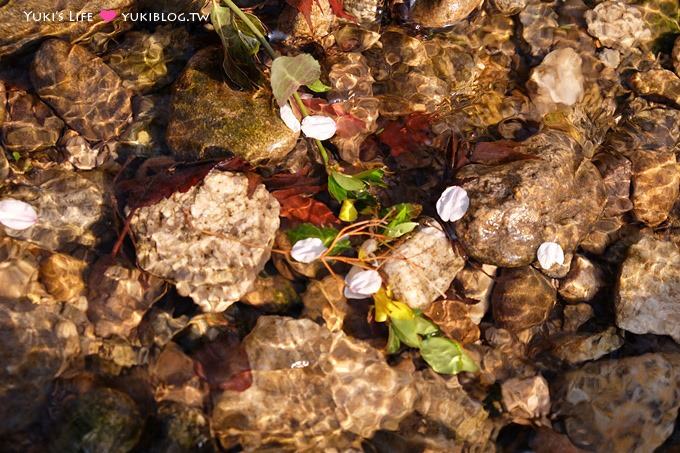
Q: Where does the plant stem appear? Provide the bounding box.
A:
[218,0,331,167]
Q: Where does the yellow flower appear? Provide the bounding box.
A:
[373,288,414,322]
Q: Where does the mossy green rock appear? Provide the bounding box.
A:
[166,48,299,163]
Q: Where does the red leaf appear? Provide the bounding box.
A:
[286,0,355,31]
[274,192,338,225]
[379,113,435,158]
[117,157,251,211]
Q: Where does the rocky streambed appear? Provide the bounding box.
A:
[1,0,680,451]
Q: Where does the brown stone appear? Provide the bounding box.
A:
[31,39,132,142]
[1,89,63,153]
[492,266,556,333]
[166,48,299,163]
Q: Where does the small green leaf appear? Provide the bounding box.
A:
[391,317,422,348]
[328,174,348,202]
[271,54,321,106]
[385,221,418,238]
[420,336,478,375]
[307,79,332,92]
[354,168,386,186]
[387,324,401,354]
[12,152,21,162]
[339,199,358,222]
[331,172,366,191]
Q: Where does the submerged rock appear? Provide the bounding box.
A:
[104,26,195,94]
[1,170,111,253]
[278,0,335,39]
[584,1,651,50]
[130,169,280,312]
[382,224,464,310]
[454,131,606,267]
[31,39,132,142]
[0,0,133,57]
[604,107,680,227]
[422,299,480,343]
[166,48,298,163]
[48,387,143,453]
[617,234,680,342]
[550,328,623,365]
[553,353,680,452]
[558,255,605,303]
[529,48,584,115]
[629,69,680,107]
[491,266,556,333]
[213,316,495,450]
[1,89,64,153]
[87,258,166,339]
[409,0,483,28]
[0,299,80,435]
[501,375,550,424]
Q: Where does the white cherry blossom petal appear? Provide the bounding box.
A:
[0,198,38,230]
[290,237,327,263]
[343,267,382,299]
[301,115,337,140]
[436,186,469,222]
[279,104,301,132]
[537,242,565,269]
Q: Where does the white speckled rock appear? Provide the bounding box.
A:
[584,1,651,50]
[382,224,464,310]
[616,234,680,342]
[130,170,280,312]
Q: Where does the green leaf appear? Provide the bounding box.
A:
[210,1,265,88]
[420,336,478,375]
[387,324,401,354]
[271,54,321,106]
[12,152,21,162]
[390,315,437,348]
[385,221,418,238]
[331,171,366,191]
[327,174,348,202]
[339,199,358,222]
[391,317,422,348]
[354,168,386,186]
[307,79,332,93]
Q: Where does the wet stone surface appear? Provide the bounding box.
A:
[31,40,133,143]
[165,48,299,163]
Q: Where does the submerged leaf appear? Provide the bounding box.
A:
[420,336,478,375]
[307,79,332,92]
[271,54,321,106]
[210,1,265,88]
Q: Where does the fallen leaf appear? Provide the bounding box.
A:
[379,113,435,158]
[286,0,355,31]
[274,192,338,225]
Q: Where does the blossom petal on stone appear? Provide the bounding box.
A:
[0,198,38,230]
[343,267,382,299]
[291,237,327,263]
[280,104,301,133]
[301,115,337,140]
[436,186,470,222]
[537,242,565,269]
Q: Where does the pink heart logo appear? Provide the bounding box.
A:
[99,9,117,22]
